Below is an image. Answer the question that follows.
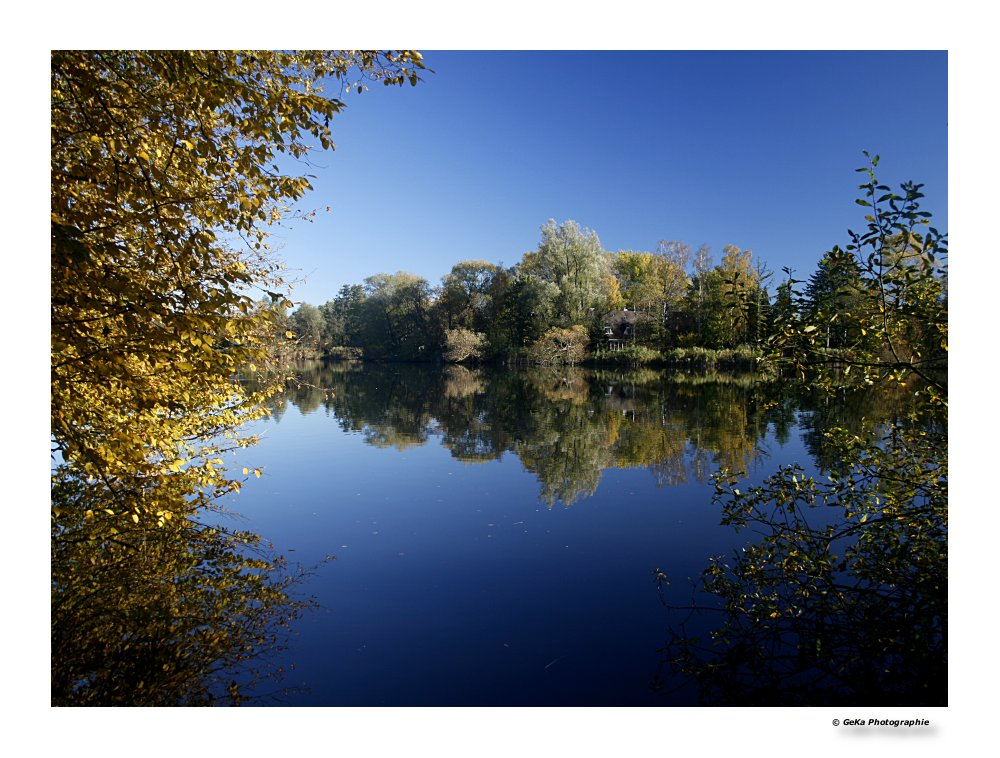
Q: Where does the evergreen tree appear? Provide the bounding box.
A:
[803,250,868,349]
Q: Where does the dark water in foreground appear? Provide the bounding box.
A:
[224,362,916,706]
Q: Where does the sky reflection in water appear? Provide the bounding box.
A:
[224,364,903,705]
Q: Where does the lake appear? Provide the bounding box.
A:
[223,361,919,706]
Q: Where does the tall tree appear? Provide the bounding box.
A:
[656,157,948,705]
[612,250,663,313]
[360,271,437,359]
[682,245,761,348]
[480,267,548,361]
[648,240,693,345]
[439,260,500,332]
[718,244,761,346]
[52,49,424,526]
[320,283,367,348]
[687,244,715,341]
[521,219,611,326]
[656,240,692,312]
[291,302,325,348]
[51,49,425,703]
[748,257,774,347]
[803,250,868,349]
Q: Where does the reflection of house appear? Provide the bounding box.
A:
[604,384,638,420]
[602,309,653,350]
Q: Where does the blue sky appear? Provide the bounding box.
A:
[276,50,947,305]
[23,18,993,752]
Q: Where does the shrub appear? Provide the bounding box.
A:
[444,328,487,363]
[528,325,589,365]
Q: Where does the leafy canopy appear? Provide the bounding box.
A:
[654,155,947,705]
[52,49,425,526]
[51,50,425,703]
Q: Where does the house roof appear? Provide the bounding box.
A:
[602,309,653,326]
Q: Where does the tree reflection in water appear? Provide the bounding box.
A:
[263,361,931,705]
[51,479,321,705]
[651,407,945,705]
[276,362,914,510]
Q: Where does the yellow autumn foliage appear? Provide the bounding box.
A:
[50,50,425,704]
[51,49,424,525]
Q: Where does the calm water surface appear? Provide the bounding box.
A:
[225,363,908,705]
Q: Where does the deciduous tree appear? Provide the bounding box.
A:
[521,220,611,326]
[51,49,425,703]
[654,156,947,705]
[444,327,487,363]
[440,260,500,332]
[360,271,437,359]
[528,325,589,365]
[52,49,424,526]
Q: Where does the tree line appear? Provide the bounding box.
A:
[280,215,944,370]
[51,46,946,705]
[653,155,948,705]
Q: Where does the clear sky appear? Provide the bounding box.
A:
[275,50,948,305]
[21,10,996,753]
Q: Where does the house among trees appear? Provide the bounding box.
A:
[602,309,653,351]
